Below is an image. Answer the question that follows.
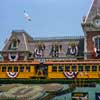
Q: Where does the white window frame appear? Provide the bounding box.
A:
[92,35,100,51]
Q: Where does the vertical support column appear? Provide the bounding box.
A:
[24,52,28,61]
[84,32,87,59]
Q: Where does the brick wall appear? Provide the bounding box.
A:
[86,31,100,58]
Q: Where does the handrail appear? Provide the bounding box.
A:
[0,58,100,64]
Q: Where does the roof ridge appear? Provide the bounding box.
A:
[23,33,28,51]
[85,0,94,23]
[84,0,100,24]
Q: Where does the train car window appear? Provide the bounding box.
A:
[58,65,64,72]
[85,65,90,72]
[2,67,6,72]
[26,66,30,72]
[52,65,57,72]
[8,67,12,72]
[99,66,100,71]
[92,65,97,71]
[20,66,24,72]
[65,66,70,71]
[72,66,76,71]
[14,67,18,72]
[78,65,83,71]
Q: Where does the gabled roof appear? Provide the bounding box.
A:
[84,0,100,24]
[2,30,33,51]
[1,30,84,57]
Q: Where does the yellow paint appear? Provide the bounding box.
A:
[0,65,35,78]
[0,64,100,79]
[48,65,52,73]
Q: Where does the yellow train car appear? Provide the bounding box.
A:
[0,60,100,79]
[47,60,100,79]
[0,61,37,79]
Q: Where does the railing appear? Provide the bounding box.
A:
[0,56,100,64]
[0,61,99,65]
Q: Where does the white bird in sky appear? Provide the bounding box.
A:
[24,10,31,21]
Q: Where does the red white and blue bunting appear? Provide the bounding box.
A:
[68,46,78,56]
[34,48,44,57]
[64,71,78,79]
[6,72,18,78]
[8,53,18,61]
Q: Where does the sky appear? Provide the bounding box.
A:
[0,0,92,50]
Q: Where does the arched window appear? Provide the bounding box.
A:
[50,42,62,57]
[10,39,20,50]
[67,43,78,56]
[94,36,100,51]
[34,42,45,58]
[93,36,100,58]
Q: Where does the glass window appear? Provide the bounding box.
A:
[94,37,100,51]
[99,66,100,71]
[14,67,18,72]
[78,65,83,71]
[26,66,30,72]
[11,40,17,49]
[85,65,90,72]
[52,65,57,72]
[2,67,6,72]
[72,66,76,71]
[58,65,64,72]
[20,66,24,72]
[8,67,12,72]
[65,66,70,71]
[13,41,17,47]
[92,65,97,71]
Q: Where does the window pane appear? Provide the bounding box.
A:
[58,65,64,72]
[8,67,12,72]
[78,65,83,71]
[2,67,6,72]
[85,65,90,71]
[14,67,18,72]
[99,39,100,49]
[65,66,70,71]
[92,65,97,71]
[20,66,24,72]
[26,66,30,72]
[95,37,100,50]
[52,65,57,72]
[13,41,17,47]
[99,66,100,71]
[72,66,76,71]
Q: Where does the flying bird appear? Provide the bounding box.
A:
[24,10,31,21]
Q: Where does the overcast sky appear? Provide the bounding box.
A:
[0,0,92,50]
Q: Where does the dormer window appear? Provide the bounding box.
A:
[67,43,78,56]
[34,42,45,58]
[10,39,20,50]
[11,40,17,48]
[50,43,62,57]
